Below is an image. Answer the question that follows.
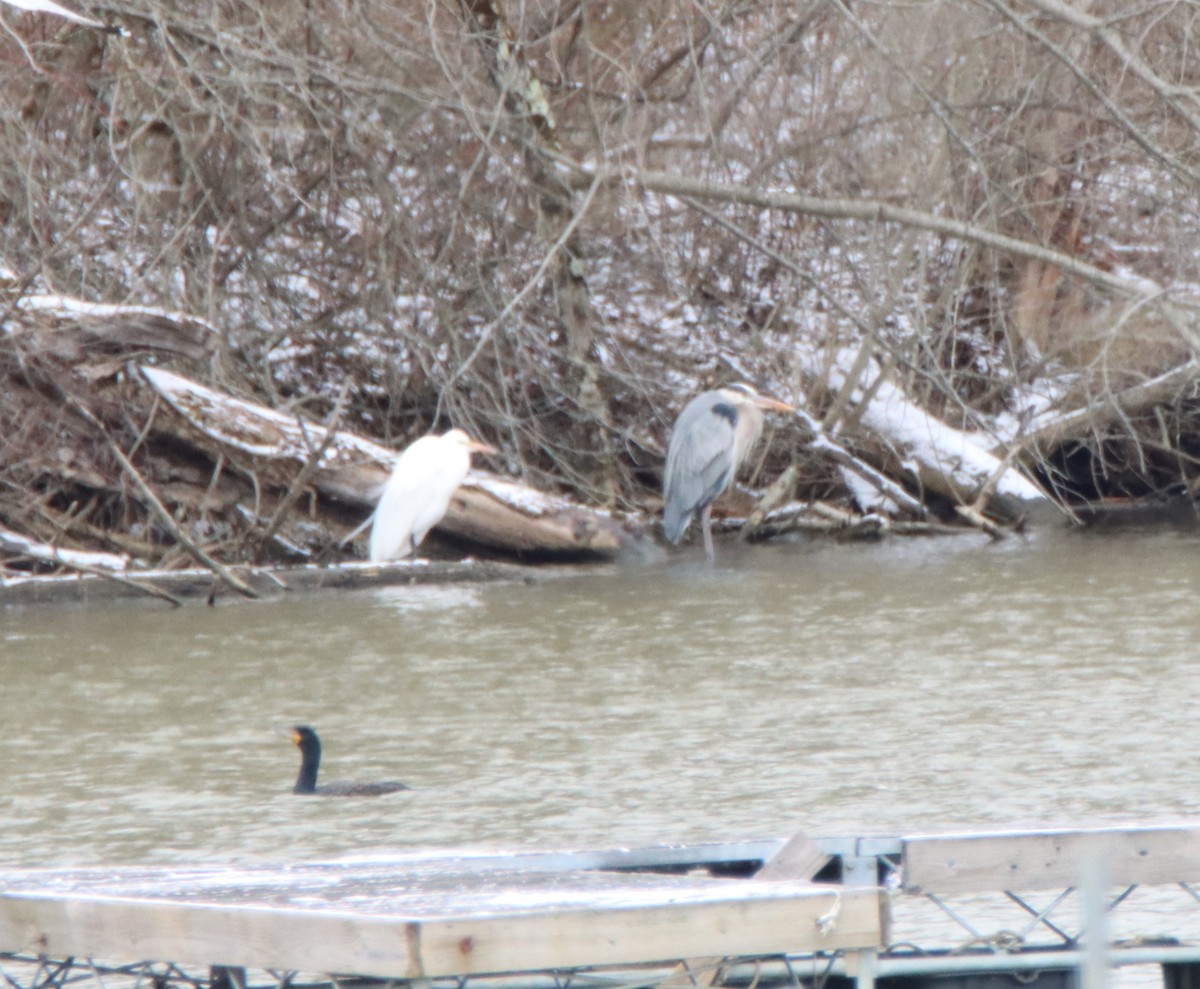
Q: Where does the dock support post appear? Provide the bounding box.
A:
[851,946,878,989]
[1164,963,1200,989]
[210,966,245,989]
[1079,850,1110,989]
[842,843,880,989]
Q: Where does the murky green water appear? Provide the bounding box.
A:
[3,520,1200,868]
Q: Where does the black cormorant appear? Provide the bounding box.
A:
[288,725,410,797]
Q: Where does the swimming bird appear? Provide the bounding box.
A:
[662,383,795,560]
[288,725,410,797]
[368,429,496,562]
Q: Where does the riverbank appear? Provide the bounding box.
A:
[5,4,1200,581]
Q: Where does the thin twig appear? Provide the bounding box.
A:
[69,399,261,600]
[445,171,603,388]
[256,380,351,554]
[1020,0,1200,136]
[983,0,1200,187]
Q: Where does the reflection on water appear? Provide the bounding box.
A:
[372,583,487,615]
[3,521,1200,870]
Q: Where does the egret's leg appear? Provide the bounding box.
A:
[701,504,715,562]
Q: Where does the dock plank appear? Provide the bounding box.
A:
[901,824,1200,894]
[0,861,883,978]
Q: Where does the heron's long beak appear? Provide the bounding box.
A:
[753,394,796,413]
[468,439,498,455]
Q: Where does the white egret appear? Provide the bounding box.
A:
[368,428,496,562]
[662,383,794,561]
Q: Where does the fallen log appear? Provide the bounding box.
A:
[139,366,629,558]
[848,374,1049,512]
[722,350,1044,530]
[1008,357,1200,455]
[0,559,534,608]
[0,525,188,606]
[0,524,129,571]
[803,350,1052,526]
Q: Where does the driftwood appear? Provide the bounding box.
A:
[0,524,128,571]
[848,376,1047,511]
[719,350,1043,535]
[784,348,1053,533]
[738,464,798,542]
[0,525,185,606]
[1,296,631,587]
[70,396,262,599]
[140,366,628,558]
[734,501,893,541]
[1009,356,1200,455]
[782,402,930,518]
[9,295,219,363]
[0,559,534,608]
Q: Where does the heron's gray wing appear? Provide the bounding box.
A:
[662,394,737,542]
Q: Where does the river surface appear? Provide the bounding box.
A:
[4,519,1200,976]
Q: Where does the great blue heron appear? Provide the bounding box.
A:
[368,429,496,562]
[662,383,794,560]
[288,726,410,797]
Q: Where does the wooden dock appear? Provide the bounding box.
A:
[4,825,1200,989]
[0,856,881,978]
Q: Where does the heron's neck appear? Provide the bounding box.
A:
[733,407,765,470]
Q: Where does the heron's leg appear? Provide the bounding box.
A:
[409,533,418,559]
[700,504,715,562]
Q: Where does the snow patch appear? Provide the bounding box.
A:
[817,349,1047,503]
[16,295,219,335]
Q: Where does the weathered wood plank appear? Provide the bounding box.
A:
[418,885,882,976]
[0,882,883,978]
[653,828,833,989]
[902,825,1200,894]
[758,828,830,880]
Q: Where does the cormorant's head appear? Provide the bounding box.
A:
[290,725,320,756]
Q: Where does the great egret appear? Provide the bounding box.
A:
[662,383,794,560]
[288,725,410,797]
[368,428,496,562]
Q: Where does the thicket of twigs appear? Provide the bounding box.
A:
[4,0,1200,578]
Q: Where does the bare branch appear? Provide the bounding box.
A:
[68,400,261,600]
[571,164,1160,298]
[1022,0,1200,136]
